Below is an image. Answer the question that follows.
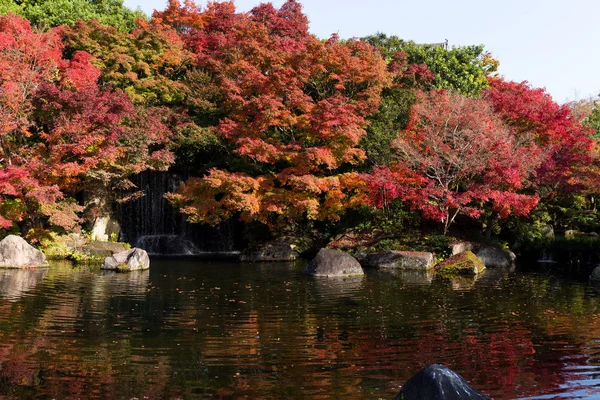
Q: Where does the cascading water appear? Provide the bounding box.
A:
[120,171,241,257]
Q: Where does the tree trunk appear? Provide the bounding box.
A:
[484,211,498,241]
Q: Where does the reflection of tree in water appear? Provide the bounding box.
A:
[0,268,48,302]
[1,264,600,399]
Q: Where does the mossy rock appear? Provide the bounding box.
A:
[435,251,486,276]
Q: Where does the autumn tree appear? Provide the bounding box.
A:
[483,79,594,195]
[360,51,435,167]
[367,90,542,234]
[363,33,498,96]
[0,14,174,238]
[165,1,390,229]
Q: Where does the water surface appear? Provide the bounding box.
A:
[1,260,600,399]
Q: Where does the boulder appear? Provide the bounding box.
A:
[591,266,600,283]
[361,250,434,270]
[452,242,511,268]
[395,364,490,400]
[304,248,364,276]
[241,241,297,262]
[79,241,128,257]
[435,251,486,276]
[0,235,48,268]
[101,248,150,272]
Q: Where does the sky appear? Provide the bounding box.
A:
[123,0,599,104]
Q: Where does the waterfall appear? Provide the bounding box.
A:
[537,248,557,264]
[119,171,241,256]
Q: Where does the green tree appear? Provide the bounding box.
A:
[0,0,146,31]
[363,33,498,96]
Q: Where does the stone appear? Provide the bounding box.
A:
[101,248,150,272]
[540,224,555,240]
[0,235,48,268]
[361,250,434,270]
[395,364,491,400]
[590,266,600,283]
[79,241,128,257]
[452,242,512,268]
[304,248,364,277]
[240,241,297,262]
[435,251,486,276]
[90,215,121,242]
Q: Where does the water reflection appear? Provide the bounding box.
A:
[97,269,150,297]
[0,268,47,301]
[0,260,600,399]
[365,268,434,285]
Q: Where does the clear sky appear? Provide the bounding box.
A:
[124,0,599,104]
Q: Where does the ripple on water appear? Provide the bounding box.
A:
[1,260,600,399]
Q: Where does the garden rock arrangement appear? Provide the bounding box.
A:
[590,266,600,283]
[395,364,491,400]
[361,250,434,270]
[0,235,48,268]
[435,251,486,276]
[79,241,128,257]
[304,248,364,276]
[240,241,298,262]
[101,248,150,272]
[452,242,513,268]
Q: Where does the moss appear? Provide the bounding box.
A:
[67,252,105,265]
[435,251,485,276]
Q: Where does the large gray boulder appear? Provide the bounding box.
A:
[361,250,434,270]
[241,241,298,262]
[395,364,491,400]
[452,242,512,268]
[304,248,364,276]
[0,235,48,268]
[101,248,150,272]
[590,266,600,283]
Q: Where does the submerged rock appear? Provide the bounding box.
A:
[395,364,491,400]
[101,248,150,272]
[452,242,512,268]
[361,250,434,270]
[241,241,297,262]
[435,251,486,276]
[304,248,363,276]
[0,235,48,268]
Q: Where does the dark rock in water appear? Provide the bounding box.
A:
[435,251,486,276]
[241,241,297,262]
[304,248,363,276]
[361,250,434,270]
[452,242,512,268]
[102,248,150,272]
[395,364,490,400]
[0,235,48,268]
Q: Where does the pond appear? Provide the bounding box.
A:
[1,259,600,399]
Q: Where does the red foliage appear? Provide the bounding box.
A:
[168,1,390,226]
[484,78,594,193]
[0,14,174,234]
[366,90,542,232]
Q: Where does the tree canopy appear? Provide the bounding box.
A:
[0,0,146,31]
